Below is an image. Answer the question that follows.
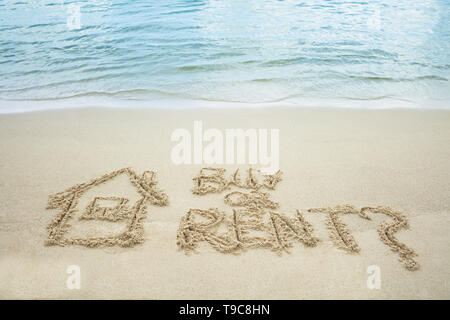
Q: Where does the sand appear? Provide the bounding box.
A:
[0,106,449,299]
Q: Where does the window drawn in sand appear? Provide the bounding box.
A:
[177,168,419,271]
[46,168,168,247]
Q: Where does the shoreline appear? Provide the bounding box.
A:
[0,106,449,299]
[1,95,449,114]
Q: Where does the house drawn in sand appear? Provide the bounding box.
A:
[46,168,168,247]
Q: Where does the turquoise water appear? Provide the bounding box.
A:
[0,0,449,111]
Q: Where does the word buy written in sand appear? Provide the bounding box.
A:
[177,168,419,271]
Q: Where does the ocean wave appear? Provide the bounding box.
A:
[0,0,448,111]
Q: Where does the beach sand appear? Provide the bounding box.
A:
[0,106,449,299]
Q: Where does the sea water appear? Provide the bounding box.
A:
[0,0,449,112]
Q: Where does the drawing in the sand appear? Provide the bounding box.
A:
[178,168,318,253]
[45,168,168,247]
[45,167,418,270]
[177,167,419,271]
